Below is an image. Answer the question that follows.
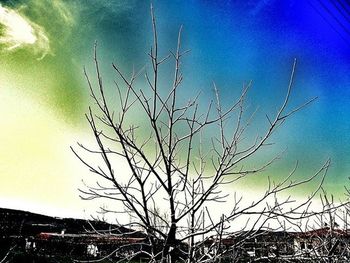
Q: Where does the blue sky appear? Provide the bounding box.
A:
[0,0,349,215]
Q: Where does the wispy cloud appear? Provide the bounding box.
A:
[0,3,49,59]
[51,1,75,27]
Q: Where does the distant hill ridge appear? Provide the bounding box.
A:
[0,207,137,237]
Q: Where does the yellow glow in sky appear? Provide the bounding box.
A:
[0,85,86,217]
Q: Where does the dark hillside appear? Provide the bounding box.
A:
[0,207,139,236]
[0,207,146,261]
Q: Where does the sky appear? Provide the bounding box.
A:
[0,0,349,218]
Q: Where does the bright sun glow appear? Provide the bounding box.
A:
[0,4,49,58]
[0,84,84,217]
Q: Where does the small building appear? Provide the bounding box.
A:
[201,230,295,261]
[35,232,148,259]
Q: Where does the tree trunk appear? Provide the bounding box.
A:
[161,223,177,262]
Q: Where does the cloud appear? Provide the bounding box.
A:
[28,0,76,29]
[51,1,75,26]
[0,3,50,59]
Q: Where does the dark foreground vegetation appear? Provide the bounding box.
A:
[2,207,350,262]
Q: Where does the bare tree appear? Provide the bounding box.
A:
[288,191,350,263]
[72,6,331,262]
